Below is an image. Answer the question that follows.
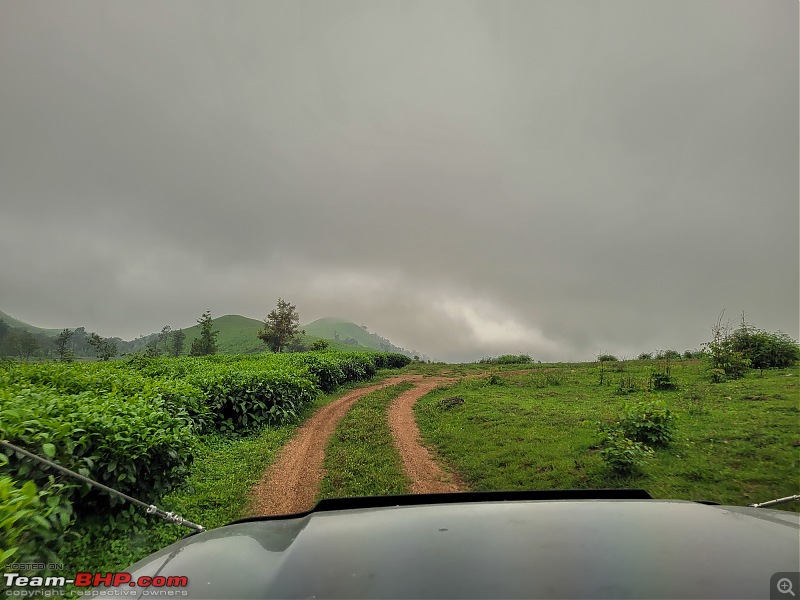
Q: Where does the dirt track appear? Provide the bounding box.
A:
[387,378,466,494]
[246,373,466,515]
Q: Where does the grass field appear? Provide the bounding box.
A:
[413,360,799,509]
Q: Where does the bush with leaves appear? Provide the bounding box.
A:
[728,327,799,370]
[597,354,618,362]
[598,430,654,476]
[479,354,532,365]
[0,381,197,513]
[0,470,75,567]
[311,339,330,351]
[615,400,676,447]
[637,353,652,360]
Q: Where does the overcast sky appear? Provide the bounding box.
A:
[1,1,797,362]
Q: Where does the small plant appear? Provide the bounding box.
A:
[544,371,564,386]
[614,375,638,395]
[311,339,330,351]
[703,313,751,382]
[617,400,676,447]
[598,354,618,362]
[486,374,502,385]
[438,397,465,410]
[598,430,654,475]
[649,363,677,391]
[637,353,652,360]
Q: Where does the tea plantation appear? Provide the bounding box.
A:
[0,351,410,569]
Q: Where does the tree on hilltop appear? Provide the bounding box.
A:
[190,311,218,356]
[258,298,304,353]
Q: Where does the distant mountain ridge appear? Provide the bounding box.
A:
[0,309,424,358]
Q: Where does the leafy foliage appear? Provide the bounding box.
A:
[189,311,218,356]
[728,325,799,370]
[604,400,676,447]
[478,354,533,365]
[87,332,117,361]
[0,471,75,567]
[597,354,618,362]
[311,339,330,351]
[598,430,654,475]
[258,298,304,353]
[703,313,751,382]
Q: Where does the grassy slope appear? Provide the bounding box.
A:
[413,360,800,510]
[304,317,409,354]
[175,315,370,355]
[0,309,64,336]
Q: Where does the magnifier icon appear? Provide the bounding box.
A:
[777,578,796,597]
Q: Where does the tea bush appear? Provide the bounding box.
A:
[0,381,197,511]
[0,473,75,566]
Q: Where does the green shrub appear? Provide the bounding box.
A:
[649,362,677,391]
[310,339,330,351]
[728,328,800,370]
[614,400,676,447]
[0,467,75,566]
[6,362,209,430]
[0,381,196,511]
[598,430,654,475]
[598,354,618,362]
[487,374,502,385]
[189,364,318,432]
[637,353,652,360]
[479,354,532,365]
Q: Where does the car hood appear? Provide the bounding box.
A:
[109,495,799,599]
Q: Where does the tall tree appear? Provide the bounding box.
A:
[190,311,218,356]
[171,328,186,357]
[158,325,171,350]
[258,298,304,353]
[55,328,74,363]
[87,332,117,361]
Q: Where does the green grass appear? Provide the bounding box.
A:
[414,361,799,510]
[319,382,414,500]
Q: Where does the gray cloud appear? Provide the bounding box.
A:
[1,0,797,361]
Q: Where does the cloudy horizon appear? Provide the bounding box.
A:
[1,0,797,362]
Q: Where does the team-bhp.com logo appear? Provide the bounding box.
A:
[3,572,188,596]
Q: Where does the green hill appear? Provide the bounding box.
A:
[175,315,389,355]
[0,310,64,336]
[0,308,417,357]
[302,317,412,355]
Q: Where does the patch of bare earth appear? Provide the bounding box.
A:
[387,377,467,494]
[246,375,422,516]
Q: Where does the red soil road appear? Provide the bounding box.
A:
[246,375,425,516]
[387,377,467,494]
